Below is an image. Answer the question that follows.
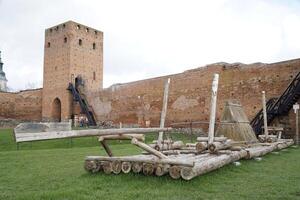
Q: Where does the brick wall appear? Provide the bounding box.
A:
[0,89,42,121]
[88,59,300,130]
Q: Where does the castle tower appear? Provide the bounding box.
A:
[0,51,8,92]
[42,21,103,122]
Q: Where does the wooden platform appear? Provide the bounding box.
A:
[84,139,294,180]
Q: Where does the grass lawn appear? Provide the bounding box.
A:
[0,128,300,200]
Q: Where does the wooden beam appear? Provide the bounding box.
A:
[131,138,168,159]
[15,127,172,143]
[100,140,113,157]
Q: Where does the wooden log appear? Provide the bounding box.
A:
[155,164,169,176]
[100,140,113,157]
[84,160,101,173]
[208,73,219,144]
[102,161,113,174]
[258,135,278,143]
[208,140,232,153]
[197,137,227,142]
[181,150,247,180]
[157,78,170,148]
[158,149,200,155]
[98,134,145,142]
[149,141,184,151]
[86,155,194,167]
[185,142,208,152]
[230,146,243,151]
[121,162,132,173]
[143,163,155,175]
[131,138,168,159]
[112,160,122,174]
[169,165,182,179]
[15,127,172,143]
[132,162,143,173]
[276,139,294,150]
[245,145,276,159]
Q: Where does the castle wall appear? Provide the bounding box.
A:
[0,89,42,121]
[88,59,300,131]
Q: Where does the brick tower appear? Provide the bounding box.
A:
[42,21,103,122]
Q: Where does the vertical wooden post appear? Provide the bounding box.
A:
[208,74,219,144]
[293,103,299,145]
[262,91,268,137]
[157,78,170,148]
[296,107,299,145]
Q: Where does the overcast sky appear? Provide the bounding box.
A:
[0,0,300,91]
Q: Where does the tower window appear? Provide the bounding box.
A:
[79,39,82,46]
[95,31,98,35]
[93,72,96,80]
[47,42,51,48]
[55,26,59,31]
[64,37,67,43]
[86,28,89,33]
[93,43,96,49]
[49,29,53,33]
[76,25,81,30]
[63,24,66,28]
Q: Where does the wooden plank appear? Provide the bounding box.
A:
[15,127,172,143]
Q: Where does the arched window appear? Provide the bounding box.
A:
[47,42,51,48]
[86,28,89,33]
[76,25,81,30]
[64,37,67,43]
[79,39,82,46]
[93,43,96,49]
[93,72,96,80]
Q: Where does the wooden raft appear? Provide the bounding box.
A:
[84,139,294,180]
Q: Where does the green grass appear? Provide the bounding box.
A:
[0,128,300,200]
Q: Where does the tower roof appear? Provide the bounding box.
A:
[0,51,7,81]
